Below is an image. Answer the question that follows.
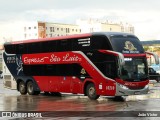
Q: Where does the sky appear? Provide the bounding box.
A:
[0,0,160,41]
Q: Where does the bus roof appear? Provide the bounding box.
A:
[5,32,135,45]
[6,33,91,45]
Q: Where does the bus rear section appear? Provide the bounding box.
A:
[3,32,157,100]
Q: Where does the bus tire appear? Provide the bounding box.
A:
[27,81,35,95]
[86,83,100,100]
[19,81,27,95]
[156,77,160,82]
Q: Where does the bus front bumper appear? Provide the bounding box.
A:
[115,83,149,96]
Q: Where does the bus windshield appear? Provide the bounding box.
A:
[110,35,144,54]
[120,57,148,82]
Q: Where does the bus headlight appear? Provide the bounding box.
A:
[144,85,149,89]
[118,83,129,90]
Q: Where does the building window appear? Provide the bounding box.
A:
[24,27,26,32]
[72,29,74,32]
[80,29,81,33]
[110,28,112,31]
[61,28,63,31]
[28,27,31,30]
[121,27,124,32]
[46,27,47,30]
[24,34,27,38]
[34,26,36,29]
[50,27,52,32]
[57,28,59,31]
[52,27,54,32]
[66,28,70,33]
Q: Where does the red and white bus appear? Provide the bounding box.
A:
[3,32,159,100]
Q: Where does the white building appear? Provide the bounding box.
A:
[24,21,81,40]
[76,19,134,34]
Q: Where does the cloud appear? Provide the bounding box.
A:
[1,0,160,41]
[1,8,160,41]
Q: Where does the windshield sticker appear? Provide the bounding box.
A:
[124,41,137,51]
[123,41,140,53]
[81,68,86,74]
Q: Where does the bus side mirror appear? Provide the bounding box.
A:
[146,52,159,65]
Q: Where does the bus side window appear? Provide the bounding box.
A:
[72,64,89,77]
[57,40,71,51]
[17,44,27,54]
[23,65,31,75]
[5,44,16,54]
[45,65,57,76]
[23,65,43,76]
[72,39,78,51]
[57,64,73,76]
[43,41,57,52]
[105,63,117,78]
[56,64,83,76]
[28,43,41,53]
[91,35,112,50]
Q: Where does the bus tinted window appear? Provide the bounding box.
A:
[5,44,16,54]
[91,35,112,50]
[94,54,117,79]
[43,41,57,53]
[57,40,72,51]
[23,64,89,77]
[110,36,144,53]
[28,43,41,53]
[16,44,28,54]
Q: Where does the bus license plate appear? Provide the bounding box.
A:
[134,91,140,95]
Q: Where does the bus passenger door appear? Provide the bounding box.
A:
[58,64,72,92]
[70,65,84,93]
[71,77,82,94]
[59,76,72,93]
[45,65,60,92]
[48,76,72,93]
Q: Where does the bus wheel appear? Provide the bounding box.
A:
[19,81,27,95]
[156,77,160,82]
[86,83,100,100]
[27,81,35,95]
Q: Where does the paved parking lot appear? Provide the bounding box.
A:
[0,79,160,119]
